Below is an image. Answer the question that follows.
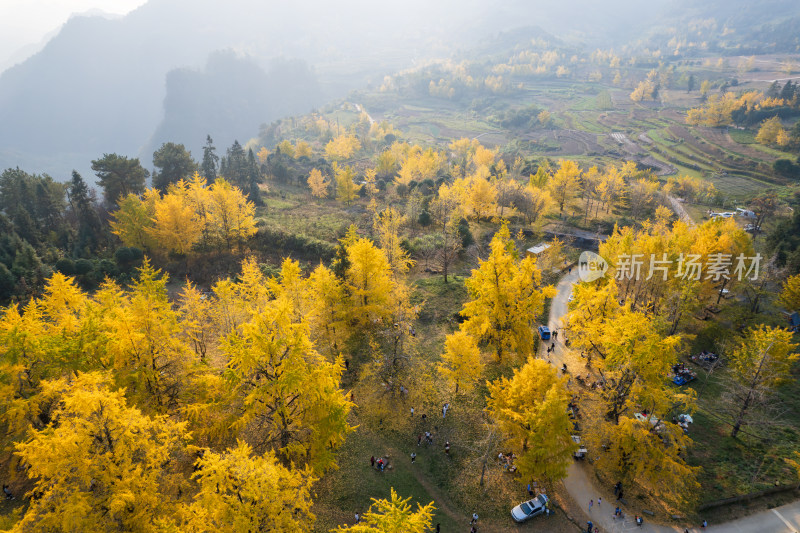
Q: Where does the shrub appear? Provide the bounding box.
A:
[55,258,76,276]
[74,258,93,276]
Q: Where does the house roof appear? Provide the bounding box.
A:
[527,243,551,255]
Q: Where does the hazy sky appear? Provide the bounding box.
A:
[0,0,147,69]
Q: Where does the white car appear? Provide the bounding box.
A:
[572,435,588,459]
[511,494,549,523]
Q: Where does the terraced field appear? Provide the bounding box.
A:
[356,76,795,204]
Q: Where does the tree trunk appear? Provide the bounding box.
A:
[731,393,752,439]
[731,343,772,438]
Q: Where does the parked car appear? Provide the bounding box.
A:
[538,325,551,340]
[511,494,549,523]
[572,435,588,459]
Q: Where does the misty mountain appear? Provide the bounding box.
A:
[0,0,492,180]
[145,52,323,158]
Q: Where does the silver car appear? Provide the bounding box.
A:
[511,494,549,522]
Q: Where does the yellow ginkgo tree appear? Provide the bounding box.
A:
[460,223,555,361]
[223,294,353,474]
[308,168,329,198]
[437,330,483,394]
[12,372,189,532]
[182,440,316,532]
[486,357,575,485]
[332,488,435,533]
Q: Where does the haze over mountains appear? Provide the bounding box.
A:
[0,0,798,182]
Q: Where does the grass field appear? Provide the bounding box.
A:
[729,129,756,145]
[313,273,576,532]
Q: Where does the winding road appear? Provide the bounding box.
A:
[545,271,800,533]
[667,195,696,227]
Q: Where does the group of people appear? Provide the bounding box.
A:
[575,373,605,390]
[369,455,388,472]
[672,362,697,382]
[690,350,719,367]
[498,451,517,473]
[418,431,435,446]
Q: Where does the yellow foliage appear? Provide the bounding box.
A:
[756,116,788,146]
[257,146,269,164]
[487,357,575,483]
[206,179,257,251]
[464,175,498,219]
[376,149,399,176]
[110,193,156,250]
[184,441,316,532]
[461,224,555,361]
[596,416,700,510]
[780,273,800,311]
[729,325,799,393]
[363,168,378,196]
[325,134,361,160]
[756,97,786,110]
[630,80,656,102]
[344,238,395,329]
[111,173,256,255]
[334,163,360,204]
[537,110,551,125]
[548,159,581,213]
[295,140,313,159]
[332,488,435,533]
[396,146,445,186]
[685,90,783,127]
[149,180,204,255]
[472,144,496,169]
[223,283,353,473]
[437,331,483,394]
[12,372,189,532]
[308,168,329,198]
[277,139,295,158]
[448,137,478,160]
[373,207,414,274]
